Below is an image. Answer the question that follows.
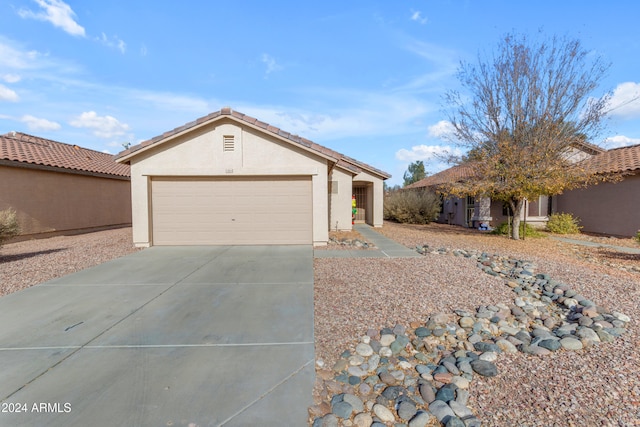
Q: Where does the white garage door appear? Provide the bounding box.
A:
[151,176,312,245]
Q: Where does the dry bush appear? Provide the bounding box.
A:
[0,209,20,248]
[383,189,441,224]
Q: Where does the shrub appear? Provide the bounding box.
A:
[491,221,545,238]
[635,230,640,244]
[384,189,441,224]
[546,212,582,234]
[0,208,20,247]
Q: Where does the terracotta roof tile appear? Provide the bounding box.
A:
[0,132,130,177]
[585,143,640,174]
[115,107,391,179]
[406,164,476,189]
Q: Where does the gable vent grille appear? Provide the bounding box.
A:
[223,135,235,152]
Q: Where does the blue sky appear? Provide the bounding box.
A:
[1,1,639,186]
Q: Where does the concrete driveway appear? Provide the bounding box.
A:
[0,246,314,426]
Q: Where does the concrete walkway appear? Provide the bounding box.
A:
[315,224,421,258]
[550,236,640,254]
[0,246,314,427]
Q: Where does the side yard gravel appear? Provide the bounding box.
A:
[313,222,639,426]
[0,227,140,297]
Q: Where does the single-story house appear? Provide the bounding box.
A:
[406,142,639,237]
[404,164,551,228]
[555,143,640,237]
[114,107,390,247]
[0,132,132,239]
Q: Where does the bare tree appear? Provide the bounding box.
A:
[444,32,613,239]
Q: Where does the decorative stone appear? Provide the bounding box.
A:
[397,400,418,421]
[560,337,584,350]
[353,412,373,427]
[380,334,396,347]
[408,410,433,427]
[331,401,353,419]
[470,360,498,377]
[355,343,374,357]
[429,400,456,423]
[372,404,395,422]
[419,383,436,403]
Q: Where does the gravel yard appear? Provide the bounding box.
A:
[1,224,638,425]
[0,227,140,297]
[314,222,639,426]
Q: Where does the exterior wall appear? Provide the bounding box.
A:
[128,119,329,246]
[328,168,353,231]
[0,165,131,237]
[353,170,385,227]
[438,196,467,227]
[556,173,640,237]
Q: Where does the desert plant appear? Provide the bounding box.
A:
[491,221,544,238]
[0,208,20,247]
[384,189,441,224]
[546,212,582,234]
[635,230,640,244]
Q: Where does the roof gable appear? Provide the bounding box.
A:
[115,107,390,179]
[0,132,130,178]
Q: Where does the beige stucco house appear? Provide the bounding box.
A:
[115,108,390,247]
[0,132,131,239]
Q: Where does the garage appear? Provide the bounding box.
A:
[151,176,312,245]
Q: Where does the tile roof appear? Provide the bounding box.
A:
[407,143,640,190]
[0,132,130,178]
[405,163,477,189]
[115,107,391,179]
[585,143,640,174]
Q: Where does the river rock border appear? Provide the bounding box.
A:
[309,244,631,427]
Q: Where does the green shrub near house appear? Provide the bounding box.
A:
[635,230,640,244]
[0,209,20,248]
[491,221,545,238]
[384,189,441,224]
[546,212,582,234]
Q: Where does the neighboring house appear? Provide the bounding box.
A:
[0,132,131,240]
[407,142,639,237]
[114,107,390,247]
[555,143,640,237]
[404,164,551,228]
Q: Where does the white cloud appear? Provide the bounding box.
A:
[98,33,126,54]
[21,114,61,131]
[410,10,428,25]
[428,120,456,139]
[70,111,130,138]
[606,82,640,118]
[0,84,19,102]
[18,0,85,37]
[261,53,283,76]
[605,135,640,148]
[395,144,461,162]
[1,74,21,83]
[238,91,432,141]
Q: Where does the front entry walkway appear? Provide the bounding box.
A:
[315,224,421,258]
[0,246,314,426]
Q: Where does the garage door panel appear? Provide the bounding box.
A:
[151,177,312,245]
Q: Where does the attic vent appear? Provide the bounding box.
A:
[223,135,235,152]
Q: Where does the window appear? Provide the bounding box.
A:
[223,135,235,152]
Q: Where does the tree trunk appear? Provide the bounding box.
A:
[509,198,525,240]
